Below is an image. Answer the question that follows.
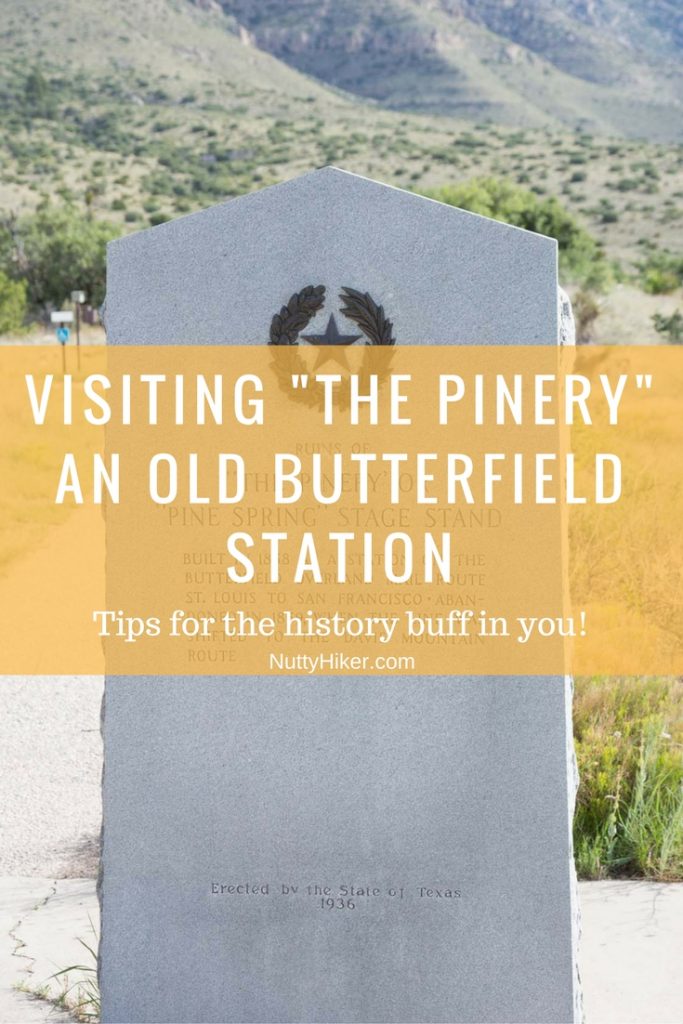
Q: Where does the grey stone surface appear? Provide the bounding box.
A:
[558,287,576,347]
[106,166,557,347]
[101,167,577,1023]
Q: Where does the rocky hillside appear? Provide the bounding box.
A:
[215,0,683,140]
[0,0,681,343]
[0,0,681,267]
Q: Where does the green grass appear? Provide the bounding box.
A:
[574,676,683,880]
[49,933,100,1023]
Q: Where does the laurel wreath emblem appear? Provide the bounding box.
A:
[268,284,396,411]
[269,285,395,348]
[269,285,326,346]
[338,286,396,347]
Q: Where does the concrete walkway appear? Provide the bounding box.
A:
[0,676,101,1021]
[0,877,93,1023]
[1,876,682,1023]
[579,881,683,1024]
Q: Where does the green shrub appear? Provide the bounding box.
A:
[0,271,27,334]
[615,177,639,192]
[23,68,57,119]
[643,269,680,294]
[638,249,683,294]
[423,177,612,289]
[0,207,116,311]
[653,311,683,343]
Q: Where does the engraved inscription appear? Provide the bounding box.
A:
[209,880,462,911]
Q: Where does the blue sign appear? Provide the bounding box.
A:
[56,326,70,344]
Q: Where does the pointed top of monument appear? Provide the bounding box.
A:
[110,165,556,252]
[106,166,558,346]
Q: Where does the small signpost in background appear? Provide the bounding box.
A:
[50,310,74,373]
[71,289,86,369]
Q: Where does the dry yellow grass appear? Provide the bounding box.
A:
[0,345,103,574]
[569,347,682,675]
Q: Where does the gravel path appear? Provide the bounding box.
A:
[0,678,103,878]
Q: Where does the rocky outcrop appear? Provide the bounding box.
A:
[220,2,439,62]
[208,0,683,139]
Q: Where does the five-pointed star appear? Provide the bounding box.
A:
[301,314,362,368]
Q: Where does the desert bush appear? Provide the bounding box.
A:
[653,311,683,343]
[644,269,680,294]
[574,677,683,880]
[615,177,639,192]
[638,249,683,294]
[22,68,58,120]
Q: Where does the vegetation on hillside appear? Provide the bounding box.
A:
[1,28,682,269]
[638,248,683,294]
[0,1,681,336]
[653,310,683,344]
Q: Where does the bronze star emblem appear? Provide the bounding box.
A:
[302,314,362,368]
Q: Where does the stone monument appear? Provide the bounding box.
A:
[101,168,579,1023]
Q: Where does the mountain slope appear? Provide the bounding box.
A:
[0,0,682,283]
[215,0,683,140]
[0,0,357,213]
[0,0,340,105]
